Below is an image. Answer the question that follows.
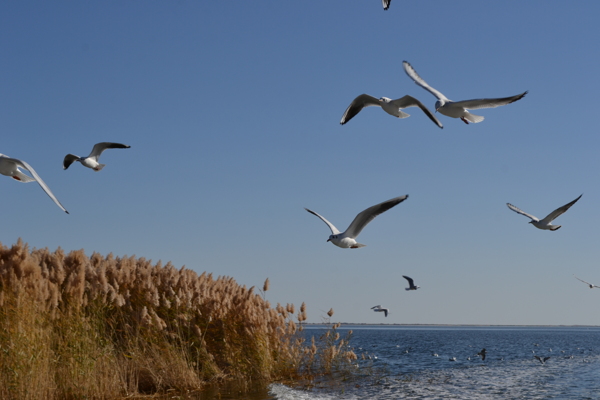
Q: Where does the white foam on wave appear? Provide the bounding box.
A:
[268,383,358,400]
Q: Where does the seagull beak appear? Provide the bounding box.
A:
[326,239,331,242]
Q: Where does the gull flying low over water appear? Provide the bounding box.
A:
[63,142,131,171]
[0,154,68,213]
[371,305,389,317]
[340,94,443,128]
[305,195,408,248]
[403,275,420,291]
[534,356,550,364]
[506,194,582,231]
[477,348,487,361]
[402,61,527,124]
[574,275,600,289]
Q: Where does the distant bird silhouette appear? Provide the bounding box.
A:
[534,356,550,364]
[403,275,420,291]
[477,348,487,361]
[63,142,131,171]
[371,305,389,317]
[574,275,600,289]
[382,0,390,10]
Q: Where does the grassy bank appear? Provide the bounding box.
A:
[0,240,357,399]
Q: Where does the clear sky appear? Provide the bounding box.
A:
[1,1,599,326]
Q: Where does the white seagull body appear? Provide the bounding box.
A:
[402,61,527,124]
[340,94,443,128]
[371,305,389,317]
[574,275,600,289]
[403,275,420,291]
[0,154,68,213]
[305,195,408,248]
[507,194,582,231]
[382,0,390,10]
[63,142,131,171]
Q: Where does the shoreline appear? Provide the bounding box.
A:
[304,323,600,328]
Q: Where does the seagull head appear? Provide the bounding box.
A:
[434,100,444,111]
[379,97,392,103]
[327,234,336,242]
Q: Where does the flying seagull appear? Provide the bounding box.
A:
[305,195,408,248]
[477,348,487,361]
[340,94,443,128]
[0,154,68,213]
[574,275,600,289]
[371,305,389,317]
[506,194,582,231]
[63,142,131,171]
[403,275,420,291]
[402,61,527,124]
[534,356,550,364]
[382,0,390,10]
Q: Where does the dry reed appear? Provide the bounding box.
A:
[0,239,357,399]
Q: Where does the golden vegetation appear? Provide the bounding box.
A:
[0,240,357,399]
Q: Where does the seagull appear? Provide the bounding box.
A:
[305,195,408,248]
[371,305,389,317]
[403,275,420,291]
[574,275,600,289]
[506,194,582,231]
[340,94,443,128]
[63,142,131,171]
[382,0,390,10]
[477,348,487,361]
[534,356,550,364]
[0,154,68,213]
[402,61,527,124]
[449,357,456,362]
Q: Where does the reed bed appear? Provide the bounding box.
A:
[0,239,358,399]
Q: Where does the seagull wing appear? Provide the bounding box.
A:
[344,195,408,238]
[371,305,381,309]
[383,309,388,317]
[402,275,415,287]
[573,275,596,287]
[403,61,450,102]
[390,95,443,128]
[9,157,69,214]
[63,154,80,170]
[540,194,582,224]
[305,208,341,235]
[506,203,539,222]
[340,94,381,125]
[88,142,131,161]
[452,91,528,110]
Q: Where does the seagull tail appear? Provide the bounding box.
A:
[350,243,366,249]
[94,164,106,172]
[463,113,485,124]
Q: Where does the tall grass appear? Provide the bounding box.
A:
[0,239,357,399]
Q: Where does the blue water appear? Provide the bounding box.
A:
[268,325,600,400]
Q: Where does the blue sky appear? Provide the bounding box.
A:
[1,1,599,325]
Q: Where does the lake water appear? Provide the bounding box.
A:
[264,325,600,400]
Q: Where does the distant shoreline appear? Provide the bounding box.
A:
[304,323,600,328]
